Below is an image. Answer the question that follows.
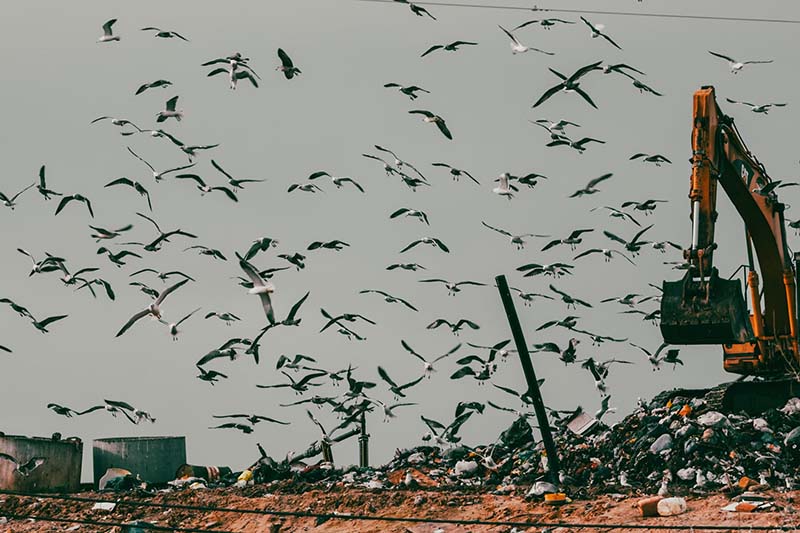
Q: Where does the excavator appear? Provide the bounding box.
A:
[659,86,800,413]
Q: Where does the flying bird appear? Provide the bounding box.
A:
[725,98,787,114]
[431,163,480,184]
[160,307,201,340]
[135,79,172,95]
[532,338,581,364]
[359,290,418,311]
[629,153,671,166]
[98,19,120,43]
[513,18,574,31]
[1,183,35,210]
[307,240,350,252]
[603,224,654,255]
[390,207,430,225]
[115,279,189,337]
[481,221,547,250]
[549,284,593,309]
[419,278,486,296]
[394,0,437,19]
[36,166,62,200]
[0,453,46,477]
[408,110,452,140]
[591,206,641,226]
[421,41,478,57]
[498,25,554,55]
[175,173,238,201]
[126,147,196,182]
[136,212,197,252]
[426,318,480,335]
[547,135,605,153]
[574,248,635,265]
[383,83,430,100]
[104,177,152,210]
[516,262,574,278]
[569,173,613,198]
[620,199,668,215]
[276,48,301,79]
[542,228,594,251]
[533,61,602,109]
[400,237,450,253]
[580,16,622,49]
[55,194,94,218]
[141,27,189,40]
[492,173,518,200]
[237,254,276,325]
[401,340,461,377]
[307,171,365,192]
[30,314,68,334]
[185,245,227,261]
[708,51,773,74]
[377,366,425,399]
[386,263,425,272]
[156,96,183,123]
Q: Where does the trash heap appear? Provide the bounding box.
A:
[100,391,800,500]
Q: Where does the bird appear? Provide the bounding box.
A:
[0,297,33,318]
[208,62,259,89]
[725,98,787,114]
[569,173,613,197]
[533,61,602,108]
[1,183,35,210]
[579,16,622,49]
[212,414,289,426]
[466,339,514,362]
[383,83,430,100]
[104,177,152,210]
[257,370,328,394]
[580,358,609,393]
[582,357,632,380]
[591,206,641,226]
[75,277,116,301]
[629,153,671,166]
[533,118,580,135]
[394,0,436,19]
[546,135,606,154]
[420,412,473,447]
[237,254,276,325]
[387,263,425,272]
[159,308,200,341]
[431,163,480,184]
[287,182,324,194]
[630,342,682,370]
[130,269,194,284]
[47,403,78,417]
[204,312,241,326]
[752,180,799,197]
[391,207,430,225]
[97,246,142,267]
[508,288,554,307]
[364,397,416,422]
[243,237,279,261]
[418,278,486,296]
[156,96,183,123]
[135,79,173,95]
[209,422,253,434]
[427,318,480,335]
[320,308,376,333]
[276,48,301,79]
[595,395,616,422]
[400,237,449,253]
[377,367,424,399]
[450,352,498,383]
[278,252,306,270]
[200,163,258,193]
[401,340,461,377]
[549,284,592,309]
[574,248,635,265]
[408,110,452,140]
[536,315,580,331]
[16,249,65,277]
[126,147,195,183]
[513,18,574,31]
[55,194,94,218]
[97,19,120,43]
[604,224,654,255]
[708,51,773,74]
[542,228,594,251]
[498,25,553,55]
[621,74,663,96]
[90,116,143,131]
[36,166,61,200]
[141,27,189,40]
[620,199,668,215]
[174,173,238,202]
[30,314,68,334]
[185,245,227,261]
[307,171,364,192]
[0,453,46,477]
[359,290,418,311]
[621,308,661,324]
[481,221,547,250]
[600,63,646,76]
[136,212,198,252]
[492,173,518,200]
[115,279,189,337]
[421,41,477,57]
[516,262,574,278]
[307,240,350,252]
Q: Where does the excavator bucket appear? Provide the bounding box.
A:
[660,270,753,345]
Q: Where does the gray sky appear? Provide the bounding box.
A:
[1,0,799,481]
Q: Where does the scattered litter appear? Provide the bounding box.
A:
[91,501,116,512]
[657,496,687,516]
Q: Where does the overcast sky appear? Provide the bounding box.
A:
[1,0,799,481]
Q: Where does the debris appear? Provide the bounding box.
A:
[638,495,663,517]
[91,501,116,512]
[657,496,687,516]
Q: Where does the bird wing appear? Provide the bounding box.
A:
[587,173,613,188]
[481,221,510,236]
[377,366,399,388]
[104,177,134,188]
[450,367,476,380]
[400,339,425,362]
[432,238,450,252]
[630,223,655,245]
[742,59,773,65]
[176,307,201,327]
[600,31,622,50]
[238,255,265,288]
[210,186,239,202]
[421,44,443,57]
[408,109,434,118]
[708,51,735,63]
[155,278,189,305]
[37,315,68,328]
[603,230,627,245]
[532,82,565,108]
[573,87,598,109]
[115,309,151,337]
[573,248,600,260]
[102,19,117,34]
[434,342,462,363]
[498,25,521,46]
[399,239,422,253]
[165,96,179,111]
[210,159,235,181]
[285,291,310,322]
[277,48,294,68]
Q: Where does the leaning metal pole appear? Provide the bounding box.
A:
[495,274,561,484]
[358,411,369,467]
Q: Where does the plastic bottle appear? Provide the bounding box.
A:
[657,497,687,516]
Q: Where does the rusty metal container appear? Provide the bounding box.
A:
[0,434,82,493]
[93,436,186,487]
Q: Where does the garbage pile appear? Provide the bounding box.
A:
[100,390,800,500]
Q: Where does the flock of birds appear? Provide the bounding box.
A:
[0,4,791,471]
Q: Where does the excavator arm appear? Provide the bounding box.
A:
[660,86,800,376]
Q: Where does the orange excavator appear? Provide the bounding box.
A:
[660,86,800,412]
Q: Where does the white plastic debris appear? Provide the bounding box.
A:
[752,418,772,433]
[657,497,687,516]
[528,480,559,497]
[364,479,384,489]
[696,411,728,428]
[454,459,479,477]
[407,452,425,464]
[781,397,800,415]
[676,467,696,481]
[91,502,116,512]
[649,433,673,454]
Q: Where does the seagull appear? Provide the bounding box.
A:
[580,358,608,393]
[533,338,582,364]
[141,27,189,40]
[115,279,189,337]
[536,315,580,331]
[591,206,641,226]
[98,19,120,43]
[90,116,142,130]
[516,262,574,278]
[582,357,633,380]
[401,340,461,377]
[209,422,253,434]
[36,166,62,200]
[409,110,452,140]
[400,237,450,253]
[708,51,773,74]
[498,25,554,55]
[419,278,486,296]
[362,153,401,176]
[307,171,365,192]
[574,248,635,265]
[287,182,323,193]
[466,339,514,361]
[542,228,594,251]
[0,453,46,477]
[387,263,425,272]
[212,413,289,426]
[383,83,430,100]
[621,308,661,325]
[421,41,478,57]
[320,308,376,333]
[629,153,671,166]
[620,199,668,215]
[374,145,428,181]
[752,180,799,197]
[278,252,306,270]
[547,135,605,153]
[208,63,259,89]
[211,160,264,190]
[391,207,430,225]
[533,61,602,108]
[156,96,183,123]
[630,342,682,370]
[394,0,437,19]
[30,314,68,334]
[307,240,350,252]
[580,16,622,49]
[97,246,142,267]
[604,224,654,255]
[725,97,787,114]
[359,289,418,311]
[492,173,518,200]
[600,63,646,76]
[136,212,198,252]
[175,173,238,201]
[237,253,276,325]
[0,297,34,317]
[196,366,228,385]
[160,308,200,340]
[431,163,480,184]
[533,118,580,135]
[513,18,574,31]
[204,312,241,326]
[481,221,547,249]
[55,194,93,218]
[1,183,35,210]
[549,284,592,309]
[508,172,549,189]
[420,412,473,447]
[126,147,196,183]
[620,74,663,96]
[135,79,172,95]
[377,366,425,399]
[276,48,301,79]
[569,173,613,197]
[364,397,416,422]
[243,237,279,261]
[75,277,115,301]
[427,318,480,335]
[47,403,78,417]
[257,370,328,394]
[18,249,63,280]
[104,177,152,210]
[508,287,554,307]
[130,269,194,284]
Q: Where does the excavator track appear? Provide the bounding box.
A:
[650,379,800,415]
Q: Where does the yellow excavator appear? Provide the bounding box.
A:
[660,86,800,413]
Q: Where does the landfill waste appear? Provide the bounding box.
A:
[721,491,777,512]
[657,496,687,516]
[121,521,158,533]
[98,467,145,492]
[91,501,116,512]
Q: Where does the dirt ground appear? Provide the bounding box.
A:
[2,485,799,533]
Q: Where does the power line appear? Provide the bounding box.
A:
[1,490,799,531]
[357,0,800,24]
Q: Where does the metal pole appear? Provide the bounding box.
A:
[358,411,369,468]
[290,428,360,464]
[321,441,333,464]
[495,274,561,484]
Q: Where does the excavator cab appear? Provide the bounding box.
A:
[660,267,753,345]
